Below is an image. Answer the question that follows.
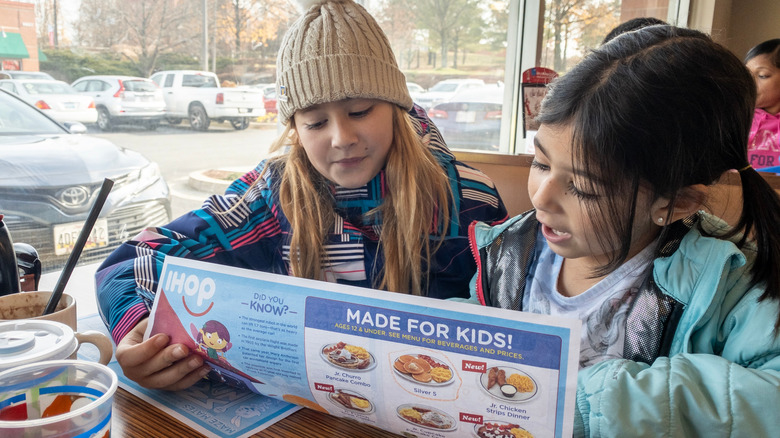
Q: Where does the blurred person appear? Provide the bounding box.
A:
[746,38,780,171]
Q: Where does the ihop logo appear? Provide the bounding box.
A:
[164,270,216,316]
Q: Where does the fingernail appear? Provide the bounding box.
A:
[188,357,203,369]
[153,334,168,347]
[172,346,187,360]
[199,366,211,378]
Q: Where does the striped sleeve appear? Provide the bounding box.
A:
[95,163,284,343]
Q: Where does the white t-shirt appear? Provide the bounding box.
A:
[523,231,656,368]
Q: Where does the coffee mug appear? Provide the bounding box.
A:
[0,291,113,366]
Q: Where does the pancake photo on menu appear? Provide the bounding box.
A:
[320,341,376,371]
[392,353,455,386]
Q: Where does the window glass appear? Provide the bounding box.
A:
[123,80,157,93]
[182,74,218,88]
[24,81,75,94]
[0,0,689,277]
[538,0,669,75]
[369,0,510,153]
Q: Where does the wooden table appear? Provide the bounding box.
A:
[111,387,403,437]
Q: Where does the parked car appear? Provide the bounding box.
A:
[427,84,504,151]
[260,84,278,115]
[0,71,55,80]
[0,79,97,124]
[415,78,486,110]
[0,88,171,274]
[149,70,264,131]
[248,83,277,115]
[406,82,426,102]
[71,75,166,131]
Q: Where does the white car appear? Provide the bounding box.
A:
[0,79,97,124]
[414,78,486,110]
[71,75,166,130]
[0,71,55,80]
[406,82,426,102]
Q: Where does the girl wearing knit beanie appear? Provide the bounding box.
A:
[95,0,507,391]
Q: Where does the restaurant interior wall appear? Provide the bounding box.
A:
[724,0,780,60]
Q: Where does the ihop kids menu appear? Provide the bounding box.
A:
[145,257,581,438]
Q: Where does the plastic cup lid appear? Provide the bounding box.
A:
[0,320,77,370]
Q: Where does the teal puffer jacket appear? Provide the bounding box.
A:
[465,211,780,437]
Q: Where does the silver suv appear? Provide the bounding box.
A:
[71,75,166,130]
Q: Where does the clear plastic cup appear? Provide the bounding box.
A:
[0,359,117,438]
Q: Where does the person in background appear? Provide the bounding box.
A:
[601,16,667,44]
[96,0,507,391]
[746,38,780,171]
[462,26,780,436]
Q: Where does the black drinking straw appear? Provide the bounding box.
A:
[42,178,114,316]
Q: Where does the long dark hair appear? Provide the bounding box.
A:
[745,38,780,65]
[537,25,780,327]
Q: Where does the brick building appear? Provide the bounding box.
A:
[0,0,40,72]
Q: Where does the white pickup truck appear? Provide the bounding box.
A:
[149,70,264,131]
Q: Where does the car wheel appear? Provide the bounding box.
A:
[231,118,250,130]
[166,117,182,125]
[96,108,113,131]
[188,104,210,131]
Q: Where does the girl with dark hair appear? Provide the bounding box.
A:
[464,26,780,436]
[746,38,780,171]
[96,0,506,391]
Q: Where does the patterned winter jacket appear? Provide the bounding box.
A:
[96,106,508,343]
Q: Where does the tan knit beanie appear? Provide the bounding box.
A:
[276,0,413,124]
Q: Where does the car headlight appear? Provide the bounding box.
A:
[129,161,162,192]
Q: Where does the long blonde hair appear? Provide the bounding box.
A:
[265,106,452,295]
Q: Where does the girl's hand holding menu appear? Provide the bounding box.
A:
[115,318,211,391]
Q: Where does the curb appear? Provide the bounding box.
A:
[187,167,252,194]
[250,122,277,130]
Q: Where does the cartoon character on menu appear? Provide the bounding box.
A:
[191,320,232,363]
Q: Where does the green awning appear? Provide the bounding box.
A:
[38,48,47,61]
[0,33,30,59]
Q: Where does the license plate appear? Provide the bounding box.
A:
[455,111,476,123]
[53,219,109,256]
[238,108,252,114]
[63,102,77,109]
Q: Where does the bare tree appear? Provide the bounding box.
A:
[376,0,419,70]
[543,0,619,72]
[484,0,510,51]
[73,0,198,76]
[545,0,588,72]
[414,0,480,70]
[212,0,295,82]
[449,1,484,69]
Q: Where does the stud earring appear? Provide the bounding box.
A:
[657,218,664,224]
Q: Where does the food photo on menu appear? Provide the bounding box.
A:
[396,404,457,431]
[321,341,375,370]
[145,257,580,437]
[481,365,538,402]
[392,353,454,385]
[327,388,374,414]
